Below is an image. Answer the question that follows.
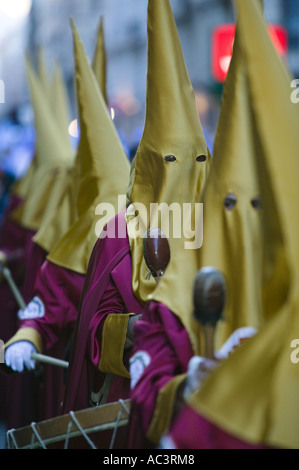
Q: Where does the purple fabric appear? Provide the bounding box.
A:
[1,235,44,431]
[0,216,29,342]
[63,210,144,414]
[128,301,273,449]
[15,261,85,421]
[19,260,84,352]
[0,194,27,269]
[21,237,48,304]
[166,404,271,449]
[88,276,130,367]
[0,195,37,431]
[0,192,23,248]
[127,300,194,449]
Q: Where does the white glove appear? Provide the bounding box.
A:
[184,327,257,398]
[215,326,257,360]
[184,356,218,399]
[5,341,37,372]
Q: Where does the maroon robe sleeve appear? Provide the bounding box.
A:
[0,208,32,342]
[0,192,23,248]
[162,404,272,449]
[13,260,84,353]
[127,300,194,448]
[62,210,144,414]
[21,238,48,304]
[88,276,131,369]
[83,276,132,409]
[129,301,273,450]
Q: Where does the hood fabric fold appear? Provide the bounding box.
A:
[47,19,130,274]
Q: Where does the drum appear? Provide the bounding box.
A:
[6,399,131,449]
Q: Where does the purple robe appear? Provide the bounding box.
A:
[0,192,23,247]
[127,300,194,449]
[0,214,29,343]
[16,260,85,421]
[1,230,47,431]
[164,404,271,449]
[0,195,33,430]
[128,301,273,450]
[21,237,48,304]
[63,210,144,419]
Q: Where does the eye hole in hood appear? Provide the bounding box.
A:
[224,193,237,210]
[164,154,176,162]
[251,195,262,210]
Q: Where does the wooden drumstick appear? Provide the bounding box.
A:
[193,267,226,359]
[143,228,171,284]
[30,352,68,369]
[2,266,27,310]
[2,266,69,369]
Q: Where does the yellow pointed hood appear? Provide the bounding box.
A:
[148,0,269,358]
[32,60,79,253]
[31,158,79,253]
[50,60,73,156]
[47,19,130,274]
[24,54,72,168]
[75,16,109,217]
[37,47,52,103]
[126,0,212,309]
[10,154,37,200]
[10,49,51,202]
[188,0,299,450]
[92,16,108,106]
[33,17,108,256]
[187,6,269,351]
[11,54,74,231]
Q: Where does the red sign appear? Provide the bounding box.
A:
[211,24,288,82]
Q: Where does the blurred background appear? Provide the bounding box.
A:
[0,0,298,211]
[0,0,298,448]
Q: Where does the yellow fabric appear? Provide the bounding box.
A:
[12,167,73,232]
[10,48,52,202]
[188,18,266,351]
[50,61,73,156]
[47,20,130,274]
[47,200,106,274]
[92,17,108,106]
[32,59,77,252]
[127,0,212,323]
[187,0,299,449]
[147,373,186,445]
[32,162,80,253]
[4,327,43,354]
[98,313,134,378]
[150,0,273,358]
[37,47,52,104]
[35,18,107,255]
[10,155,37,199]
[11,55,74,231]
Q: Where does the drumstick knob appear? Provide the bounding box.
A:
[143,228,170,283]
[193,267,226,359]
